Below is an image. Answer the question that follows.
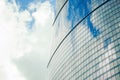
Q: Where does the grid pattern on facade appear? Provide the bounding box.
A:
[48,0,120,80]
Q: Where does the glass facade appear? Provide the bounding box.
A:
[48,0,120,80]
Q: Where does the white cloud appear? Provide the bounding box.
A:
[32,1,54,27]
[18,2,54,80]
[1,61,26,80]
[0,0,28,80]
[0,0,54,80]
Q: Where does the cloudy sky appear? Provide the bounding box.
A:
[0,0,55,80]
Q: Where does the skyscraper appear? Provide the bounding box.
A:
[48,0,120,80]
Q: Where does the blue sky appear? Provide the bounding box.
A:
[15,0,45,11]
[7,0,55,30]
[0,0,54,80]
[8,0,55,11]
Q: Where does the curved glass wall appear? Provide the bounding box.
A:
[48,0,120,80]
